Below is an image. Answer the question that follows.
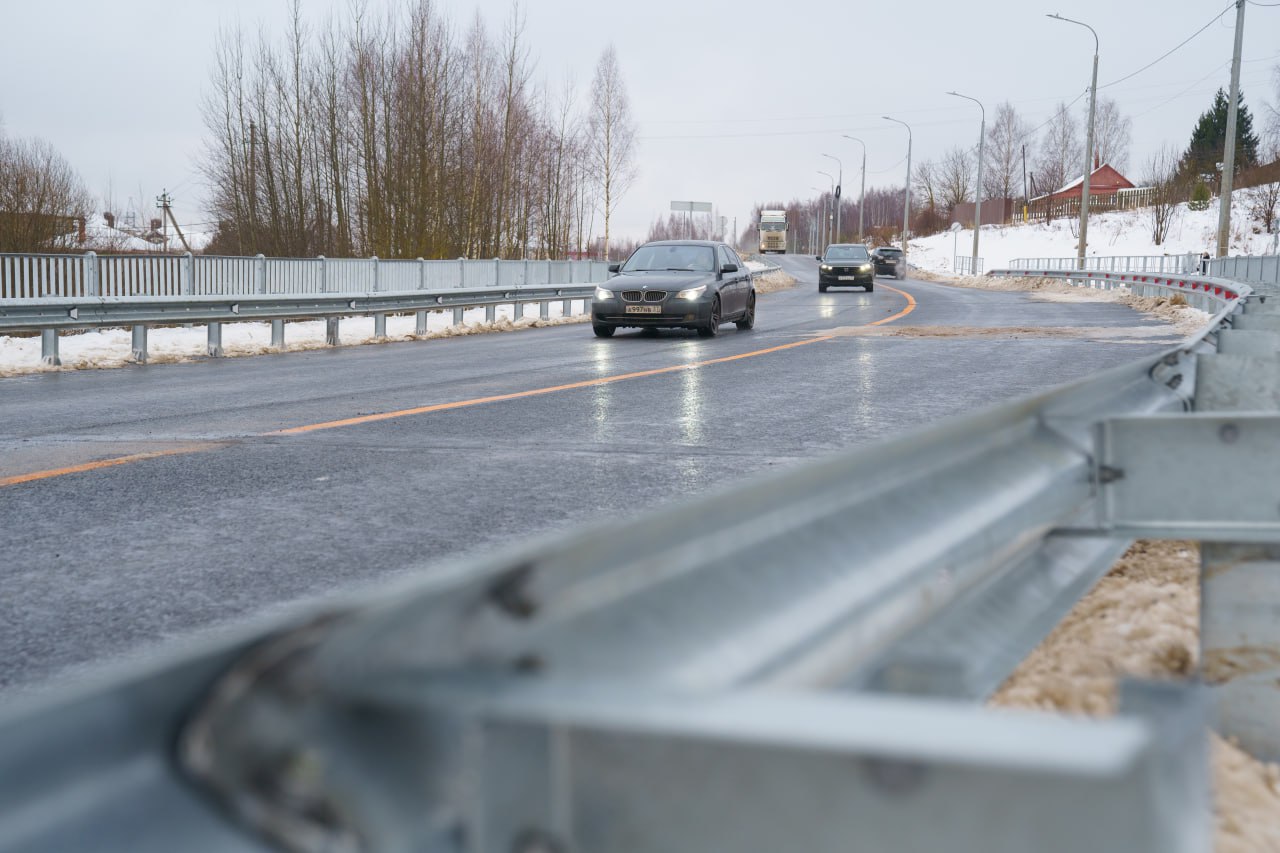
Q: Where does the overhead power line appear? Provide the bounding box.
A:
[1100,1,1236,90]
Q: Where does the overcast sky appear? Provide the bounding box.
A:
[2,0,1277,247]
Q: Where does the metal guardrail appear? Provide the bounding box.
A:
[0,263,1277,851]
[990,266,1247,314]
[0,252,612,299]
[954,255,984,275]
[1208,253,1280,298]
[1,285,599,365]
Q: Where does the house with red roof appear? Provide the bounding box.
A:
[1030,160,1152,221]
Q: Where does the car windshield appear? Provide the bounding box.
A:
[760,222,785,232]
[878,248,902,257]
[824,246,869,260]
[622,245,716,272]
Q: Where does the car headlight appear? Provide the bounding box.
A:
[594,287,613,300]
[820,265,832,271]
[676,285,707,300]
[859,264,871,272]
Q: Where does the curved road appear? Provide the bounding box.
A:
[0,257,1184,695]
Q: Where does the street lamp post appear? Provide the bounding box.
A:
[810,187,825,254]
[822,153,843,242]
[948,91,986,275]
[1049,13,1099,271]
[818,170,835,248]
[883,116,913,271]
[842,135,867,243]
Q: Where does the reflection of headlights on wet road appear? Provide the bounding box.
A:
[676,285,706,300]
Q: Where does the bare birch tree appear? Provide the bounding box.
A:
[983,101,1028,202]
[1144,145,1183,246]
[0,130,93,252]
[1091,97,1133,173]
[1035,101,1082,194]
[587,45,636,261]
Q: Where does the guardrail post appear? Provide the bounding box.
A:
[131,325,148,364]
[416,310,429,335]
[207,323,223,357]
[374,312,386,338]
[271,320,285,350]
[326,317,340,346]
[371,256,380,293]
[453,306,464,326]
[562,296,572,317]
[40,329,60,366]
[540,299,550,321]
[182,251,194,295]
[85,250,98,297]
[318,255,327,293]
[485,303,496,324]
[1195,350,1280,762]
[255,253,267,294]
[418,257,426,290]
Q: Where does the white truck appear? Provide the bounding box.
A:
[758,210,787,254]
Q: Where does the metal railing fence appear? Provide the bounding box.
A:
[954,255,984,275]
[0,251,612,300]
[1009,253,1202,274]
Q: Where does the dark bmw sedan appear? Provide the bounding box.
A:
[591,240,756,338]
[817,244,875,292]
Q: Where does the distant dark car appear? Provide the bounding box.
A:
[872,246,906,279]
[817,244,874,292]
[591,240,756,338]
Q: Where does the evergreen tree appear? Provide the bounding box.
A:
[1178,88,1260,182]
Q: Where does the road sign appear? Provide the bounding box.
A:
[671,201,713,213]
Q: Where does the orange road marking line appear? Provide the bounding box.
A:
[0,445,222,488]
[2,282,920,483]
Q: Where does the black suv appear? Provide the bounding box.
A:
[871,246,906,279]
[817,244,874,292]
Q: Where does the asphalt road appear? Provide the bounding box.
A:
[0,257,1186,697]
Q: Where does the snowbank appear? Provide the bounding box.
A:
[910,192,1279,277]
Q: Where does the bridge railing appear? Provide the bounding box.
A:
[0,251,612,300]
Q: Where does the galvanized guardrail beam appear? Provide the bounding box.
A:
[0,257,1267,851]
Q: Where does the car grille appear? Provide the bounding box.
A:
[622,290,668,302]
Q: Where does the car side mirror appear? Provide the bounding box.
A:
[815,255,822,261]
[608,263,621,273]
[720,263,738,274]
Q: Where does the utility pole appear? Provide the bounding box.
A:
[1022,145,1028,223]
[1049,14,1099,270]
[1216,0,1246,258]
[156,189,191,253]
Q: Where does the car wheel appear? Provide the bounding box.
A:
[697,296,721,338]
[818,282,828,293]
[864,282,874,293]
[736,293,756,330]
[592,324,615,338]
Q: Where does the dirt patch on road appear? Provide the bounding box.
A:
[820,323,1181,343]
[990,540,1280,852]
[934,274,1213,339]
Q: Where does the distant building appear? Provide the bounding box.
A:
[1029,161,1152,222]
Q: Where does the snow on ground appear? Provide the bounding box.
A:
[910,192,1280,277]
[0,303,587,377]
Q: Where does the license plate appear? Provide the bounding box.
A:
[838,275,858,280]
[625,305,661,314]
